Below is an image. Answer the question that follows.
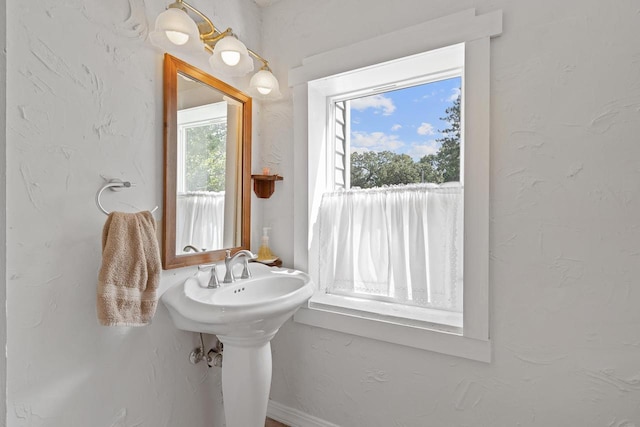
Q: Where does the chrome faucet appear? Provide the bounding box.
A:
[223,249,257,283]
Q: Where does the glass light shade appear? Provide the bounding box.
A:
[166,31,189,45]
[149,8,203,53]
[221,51,241,66]
[248,69,282,100]
[209,36,254,77]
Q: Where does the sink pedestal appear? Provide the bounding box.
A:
[219,336,274,427]
[160,265,314,427]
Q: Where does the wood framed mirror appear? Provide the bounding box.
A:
[162,54,252,269]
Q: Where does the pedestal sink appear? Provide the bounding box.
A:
[161,263,314,427]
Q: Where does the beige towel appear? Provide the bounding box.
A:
[97,211,161,326]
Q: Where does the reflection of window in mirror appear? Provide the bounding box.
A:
[175,72,243,255]
[176,102,227,254]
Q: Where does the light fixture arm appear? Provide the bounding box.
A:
[248,49,270,69]
[169,0,228,43]
[181,1,217,39]
[202,28,233,45]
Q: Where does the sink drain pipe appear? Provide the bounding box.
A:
[189,333,223,368]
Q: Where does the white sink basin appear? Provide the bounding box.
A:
[161,262,314,427]
[162,263,313,339]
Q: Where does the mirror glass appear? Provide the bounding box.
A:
[162,54,251,269]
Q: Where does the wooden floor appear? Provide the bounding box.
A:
[265,418,288,427]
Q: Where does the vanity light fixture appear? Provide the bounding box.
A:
[151,0,281,99]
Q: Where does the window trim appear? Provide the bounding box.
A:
[290,9,502,362]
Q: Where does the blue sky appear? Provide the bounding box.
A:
[350,77,461,160]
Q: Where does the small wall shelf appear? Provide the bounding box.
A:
[251,175,283,199]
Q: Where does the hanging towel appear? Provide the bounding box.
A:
[97,211,161,326]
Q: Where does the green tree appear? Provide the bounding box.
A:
[351,151,419,189]
[382,152,420,186]
[416,154,442,183]
[349,90,461,187]
[350,151,379,188]
[185,122,227,191]
[433,94,461,182]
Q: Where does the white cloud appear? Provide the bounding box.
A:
[351,94,396,116]
[448,87,461,102]
[391,124,402,131]
[350,146,370,155]
[407,140,440,160]
[351,131,404,152]
[421,91,437,100]
[350,132,442,160]
[417,122,436,136]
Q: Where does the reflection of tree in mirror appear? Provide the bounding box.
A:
[350,93,461,189]
[185,122,226,191]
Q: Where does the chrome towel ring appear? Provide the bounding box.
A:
[96,178,159,216]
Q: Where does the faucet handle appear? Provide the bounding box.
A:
[199,264,221,288]
[198,263,215,271]
[207,265,220,289]
[240,258,251,279]
[223,250,234,284]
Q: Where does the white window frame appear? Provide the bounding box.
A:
[290,9,502,362]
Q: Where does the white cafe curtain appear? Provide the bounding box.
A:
[176,191,225,253]
[318,183,463,312]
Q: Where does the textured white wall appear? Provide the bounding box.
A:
[0,0,6,424]
[260,0,640,425]
[5,0,261,426]
[6,0,640,425]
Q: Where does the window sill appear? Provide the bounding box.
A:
[294,297,491,362]
[310,293,463,332]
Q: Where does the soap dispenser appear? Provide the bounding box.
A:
[257,227,278,263]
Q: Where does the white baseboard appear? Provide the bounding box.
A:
[267,400,340,427]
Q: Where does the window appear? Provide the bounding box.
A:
[290,9,502,361]
[317,72,464,331]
